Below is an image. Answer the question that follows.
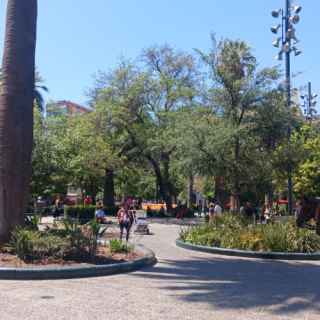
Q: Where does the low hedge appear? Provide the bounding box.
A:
[146,209,167,218]
[64,206,118,224]
[146,208,195,218]
[180,214,320,253]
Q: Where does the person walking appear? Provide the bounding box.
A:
[117,206,135,241]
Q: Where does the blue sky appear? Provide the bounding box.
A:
[0,0,319,107]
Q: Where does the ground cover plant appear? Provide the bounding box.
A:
[179,214,320,253]
[0,218,135,267]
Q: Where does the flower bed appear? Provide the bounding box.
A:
[0,220,134,268]
[179,214,320,253]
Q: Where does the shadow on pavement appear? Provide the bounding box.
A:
[134,255,320,315]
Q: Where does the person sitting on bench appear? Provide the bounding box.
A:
[95,200,107,224]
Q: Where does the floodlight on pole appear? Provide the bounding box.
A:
[293,5,302,14]
[272,9,282,18]
[293,48,302,56]
[271,25,281,34]
[290,15,300,24]
[272,38,281,48]
[301,82,317,122]
[270,0,303,216]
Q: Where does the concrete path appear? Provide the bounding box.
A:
[1,223,320,320]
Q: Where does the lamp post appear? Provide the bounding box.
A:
[271,0,302,215]
[301,82,318,122]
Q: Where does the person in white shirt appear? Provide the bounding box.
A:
[213,199,222,216]
[214,202,223,216]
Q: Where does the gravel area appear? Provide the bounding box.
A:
[1,222,320,320]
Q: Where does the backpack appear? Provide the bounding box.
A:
[119,210,130,223]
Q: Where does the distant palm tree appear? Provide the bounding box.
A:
[0,69,48,112]
[0,0,38,242]
[34,72,49,112]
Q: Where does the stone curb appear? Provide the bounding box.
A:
[0,244,157,280]
[176,239,320,261]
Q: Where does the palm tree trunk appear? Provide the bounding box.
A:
[0,0,37,242]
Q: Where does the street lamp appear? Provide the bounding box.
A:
[301,82,318,122]
[270,0,302,215]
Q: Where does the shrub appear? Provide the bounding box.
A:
[64,206,118,224]
[64,206,96,224]
[109,239,132,254]
[24,214,40,230]
[85,219,108,258]
[146,209,167,218]
[180,214,320,253]
[10,228,69,261]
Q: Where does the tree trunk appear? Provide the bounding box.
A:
[187,174,194,208]
[147,155,173,213]
[231,138,241,213]
[103,168,115,208]
[0,0,37,242]
[214,176,228,208]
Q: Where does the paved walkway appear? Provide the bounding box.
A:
[1,223,320,320]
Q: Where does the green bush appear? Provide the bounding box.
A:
[64,206,96,224]
[180,214,320,253]
[64,206,118,224]
[146,209,167,218]
[109,239,132,254]
[10,228,68,261]
[10,218,110,262]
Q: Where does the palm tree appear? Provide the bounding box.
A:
[0,69,48,112]
[0,0,38,242]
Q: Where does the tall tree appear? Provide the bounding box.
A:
[93,47,199,212]
[0,0,38,242]
[198,38,281,210]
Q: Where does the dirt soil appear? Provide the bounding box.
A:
[0,245,140,268]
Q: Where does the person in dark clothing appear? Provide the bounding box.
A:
[243,202,255,222]
[117,206,135,241]
[296,196,320,235]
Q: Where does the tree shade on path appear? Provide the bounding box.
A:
[0,223,320,319]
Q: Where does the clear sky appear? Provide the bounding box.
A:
[0,0,319,108]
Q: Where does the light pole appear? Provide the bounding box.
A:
[271,0,302,215]
[301,82,318,122]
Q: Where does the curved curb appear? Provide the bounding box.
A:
[176,239,320,261]
[0,244,157,280]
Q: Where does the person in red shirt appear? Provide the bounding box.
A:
[84,195,92,206]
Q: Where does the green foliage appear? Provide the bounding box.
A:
[180,214,320,253]
[64,205,117,224]
[146,209,167,218]
[109,239,132,254]
[10,228,68,261]
[30,37,310,211]
[86,219,108,257]
[10,218,110,262]
[294,125,320,197]
[24,214,41,231]
[60,218,88,257]
[64,205,96,224]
